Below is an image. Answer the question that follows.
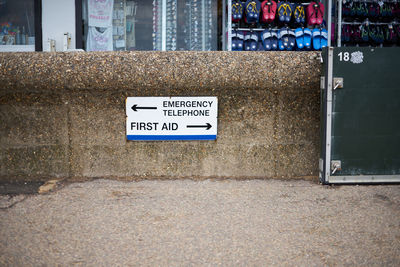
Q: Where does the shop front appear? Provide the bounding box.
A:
[0,0,40,51]
[1,1,400,52]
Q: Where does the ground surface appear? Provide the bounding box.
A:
[1,179,399,266]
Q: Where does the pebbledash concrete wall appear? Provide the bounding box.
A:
[0,52,322,182]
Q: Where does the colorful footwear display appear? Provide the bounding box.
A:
[230,0,400,50]
[341,0,400,47]
[228,1,341,51]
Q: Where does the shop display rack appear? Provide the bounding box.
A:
[112,0,137,51]
[185,0,214,50]
[223,0,331,51]
[337,0,400,47]
[153,0,214,51]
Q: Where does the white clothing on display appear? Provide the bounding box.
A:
[87,26,113,51]
[88,0,114,27]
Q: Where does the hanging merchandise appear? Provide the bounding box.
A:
[232,30,245,50]
[293,4,306,24]
[232,0,244,23]
[277,1,293,23]
[261,28,278,50]
[244,0,261,24]
[261,1,277,23]
[228,0,327,51]
[88,0,114,27]
[244,31,259,50]
[306,1,324,26]
[87,26,113,51]
[339,0,400,47]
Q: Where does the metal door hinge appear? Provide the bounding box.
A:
[320,76,325,90]
[331,160,342,174]
[333,77,344,90]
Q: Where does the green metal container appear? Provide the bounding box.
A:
[320,47,400,184]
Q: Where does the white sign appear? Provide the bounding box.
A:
[126,97,218,141]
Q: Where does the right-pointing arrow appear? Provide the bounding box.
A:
[187,123,212,130]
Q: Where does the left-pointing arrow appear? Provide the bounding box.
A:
[187,123,212,130]
[132,105,157,112]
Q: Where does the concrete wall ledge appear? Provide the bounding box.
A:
[0,52,322,182]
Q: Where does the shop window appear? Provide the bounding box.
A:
[81,0,218,51]
[0,0,36,51]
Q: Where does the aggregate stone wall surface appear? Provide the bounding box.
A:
[0,51,322,182]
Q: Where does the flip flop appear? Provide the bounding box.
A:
[285,2,293,23]
[261,1,269,23]
[261,29,272,50]
[295,28,304,49]
[356,2,363,17]
[294,4,306,24]
[307,2,317,25]
[245,0,261,24]
[316,2,324,25]
[268,1,277,22]
[270,30,278,50]
[361,2,369,17]
[261,0,277,23]
[312,28,322,50]
[350,2,357,17]
[342,2,351,17]
[277,1,286,22]
[232,0,244,22]
[320,28,328,48]
[369,2,380,17]
[303,28,312,49]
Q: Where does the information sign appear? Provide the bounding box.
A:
[126,97,218,141]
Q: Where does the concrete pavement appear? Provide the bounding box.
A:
[1,179,399,266]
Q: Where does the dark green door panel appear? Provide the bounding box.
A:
[325,47,400,179]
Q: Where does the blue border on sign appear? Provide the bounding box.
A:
[127,135,217,141]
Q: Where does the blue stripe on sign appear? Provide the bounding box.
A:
[127,135,217,141]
